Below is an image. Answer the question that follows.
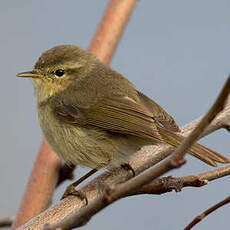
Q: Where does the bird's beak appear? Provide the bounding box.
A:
[17,71,42,79]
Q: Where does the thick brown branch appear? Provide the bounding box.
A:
[184,194,230,230]
[44,77,230,229]
[88,0,137,63]
[12,0,137,228]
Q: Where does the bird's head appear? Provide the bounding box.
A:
[17,45,96,103]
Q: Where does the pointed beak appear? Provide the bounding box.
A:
[16,71,42,79]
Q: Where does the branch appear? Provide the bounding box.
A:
[3,167,230,229]
[12,0,137,228]
[131,165,230,195]
[88,0,137,64]
[56,164,76,188]
[184,194,230,230]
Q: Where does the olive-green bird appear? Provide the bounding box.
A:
[17,45,229,171]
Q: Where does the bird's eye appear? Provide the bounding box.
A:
[55,69,65,77]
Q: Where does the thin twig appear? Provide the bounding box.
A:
[47,78,230,229]
[131,165,230,195]
[184,194,230,230]
[17,102,230,230]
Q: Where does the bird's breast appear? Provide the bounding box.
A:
[37,104,86,164]
[36,103,119,168]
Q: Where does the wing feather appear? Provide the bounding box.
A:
[54,96,163,141]
[137,91,180,132]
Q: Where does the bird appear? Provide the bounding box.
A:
[17,45,229,198]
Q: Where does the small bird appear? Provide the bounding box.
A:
[17,45,229,191]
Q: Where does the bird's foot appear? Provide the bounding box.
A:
[61,184,88,205]
[121,163,136,177]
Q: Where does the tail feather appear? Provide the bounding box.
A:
[158,127,230,167]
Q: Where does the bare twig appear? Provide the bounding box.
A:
[131,165,230,195]
[184,194,230,230]
[46,77,230,229]
[13,0,138,229]
[0,216,14,228]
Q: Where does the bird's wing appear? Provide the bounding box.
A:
[137,91,180,132]
[54,95,163,141]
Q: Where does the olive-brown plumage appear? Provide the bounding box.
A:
[17,45,230,169]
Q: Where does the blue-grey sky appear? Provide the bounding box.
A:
[0,1,230,229]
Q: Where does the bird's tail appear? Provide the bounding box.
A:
[158,127,230,166]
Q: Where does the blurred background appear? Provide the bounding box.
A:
[0,1,230,229]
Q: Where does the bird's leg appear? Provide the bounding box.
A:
[61,168,98,205]
[121,163,136,177]
[57,163,76,187]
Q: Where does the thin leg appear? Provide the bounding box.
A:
[57,163,76,187]
[61,168,98,204]
[71,168,98,187]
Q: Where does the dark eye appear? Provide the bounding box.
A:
[55,69,65,77]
